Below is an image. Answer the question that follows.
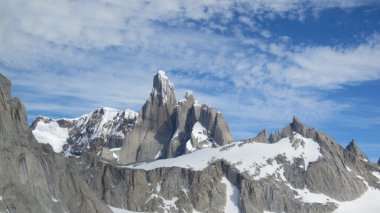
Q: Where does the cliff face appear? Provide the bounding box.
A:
[0,74,111,213]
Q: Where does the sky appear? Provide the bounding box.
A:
[0,0,379,162]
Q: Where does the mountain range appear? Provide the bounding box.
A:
[1,71,380,213]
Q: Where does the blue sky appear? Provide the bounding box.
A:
[0,0,379,162]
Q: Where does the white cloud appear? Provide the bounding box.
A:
[1,0,380,140]
[283,35,380,89]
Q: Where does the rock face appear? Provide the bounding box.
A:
[0,74,111,213]
[119,71,233,164]
[31,107,137,160]
[75,116,380,213]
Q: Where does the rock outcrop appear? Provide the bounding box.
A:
[0,74,111,213]
[119,71,233,164]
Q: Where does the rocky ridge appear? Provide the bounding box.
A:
[31,107,137,161]
[73,116,380,213]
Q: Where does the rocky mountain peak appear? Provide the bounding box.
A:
[151,70,176,106]
[291,115,307,133]
[31,107,137,159]
[253,129,268,143]
[378,157,380,165]
[346,139,368,159]
[119,71,233,163]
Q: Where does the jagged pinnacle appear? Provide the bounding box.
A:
[346,139,368,159]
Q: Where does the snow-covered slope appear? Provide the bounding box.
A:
[31,107,137,159]
[335,186,380,213]
[126,133,322,177]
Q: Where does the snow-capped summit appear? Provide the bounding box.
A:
[31,107,137,159]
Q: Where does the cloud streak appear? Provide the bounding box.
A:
[1,0,380,146]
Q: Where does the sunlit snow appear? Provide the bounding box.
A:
[192,122,209,142]
[335,187,380,213]
[32,122,68,152]
[108,206,145,213]
[221,177,240,213]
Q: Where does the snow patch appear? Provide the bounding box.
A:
[155,150,162,159]
[123,109,138,120]
[112,152,119,161]
[192,122,209,142]
[161,197,179,212]
[172,129,180,139]
[221,177,240,212]
[286,183,339,204]
[110,147,121,152]
[356,175,365,180]
[52,196,59,202]
[186,140,196,152]
[371,171,380,181]
[346,166,352,172]
[156,182,162,193]
[32,121,68,152]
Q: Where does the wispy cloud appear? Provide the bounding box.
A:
[1,0,380,144]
